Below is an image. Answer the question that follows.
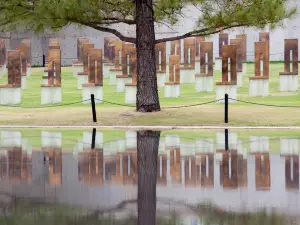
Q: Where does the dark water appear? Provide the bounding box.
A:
[0,129,300,225]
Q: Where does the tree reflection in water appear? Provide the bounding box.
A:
[137,130,160,225]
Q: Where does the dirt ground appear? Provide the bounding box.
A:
[0,104,299,126]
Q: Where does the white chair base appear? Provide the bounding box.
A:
[42,77,48,85]
[103,64,114,78]
[0,87,21,105]
[180,69,195,83]
[26,66,31,77]
[73,65,83,78]
[180,141,196,156]
[157,72,166,88]
[195,61,200,73]
[280,139,299,155]
[116,77,132,92]
[195,76,213,92]
[77,74,89,89]
[0,64,6,77]
[109,70,119,85]
[83,131,103,149]
[41,131,62,148]
[164,83,180,98]
[125,85,137,104]
[165,135,180,148]
[249,79,269,97]
[216,84,237,103]
[21,76,27,89]
[280,75,298,92]
[216,132,238,150]
[195,138,214,153]
[126,131,137,149]
[82,86,103,104]
[41,86,62,104]
[215,58,222,71]
[0,131,22,147]
[237,71,243,88]
[249,136,269,153]
[242,63,247,75]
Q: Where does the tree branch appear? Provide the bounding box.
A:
[88,18,136,25]
[80,22,136,43]
[155,23,247,43]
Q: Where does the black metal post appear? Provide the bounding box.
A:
[225,129,229,151]
[42,54,46,67]
[91,94,97,122]
[225,93,229,123]
[91,128,96,149]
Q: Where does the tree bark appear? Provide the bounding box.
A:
[137,130,160,225]
[135,0,161,112]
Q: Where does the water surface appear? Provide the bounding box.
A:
[0,128,299,225]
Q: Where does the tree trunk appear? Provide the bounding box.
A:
[137,130,160,225]
[135,0,161,112]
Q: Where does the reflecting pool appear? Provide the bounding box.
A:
[0,128,299,225]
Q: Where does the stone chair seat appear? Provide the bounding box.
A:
[42,75,49,79]
[109,67,122,72]
[227,69,241,72]
[73,61,83,66]
[196,152,215,156]
[165,81,180,85]
[216,149,238,153]
[216,81,237,85]
[43,71,56,77]
[82,83,102,87]
[103,61,114,66]
[125,83,137,86]
[0,84,21,88]
[156,70,167,73]
[125,148,137,153]
[180,66,195,70]
[199,62,215,66]
[102,58,110,63]
[279,71,298,75]
[250,152,269,156]
[41,84,61,87]
[249,76,269,80]
[78,72,88,76]
[195,73,213,77]
[116,74,130,78]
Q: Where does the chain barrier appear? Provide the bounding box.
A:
[0,99,90,108]
[229,98,300,108]
[2,97,299,109]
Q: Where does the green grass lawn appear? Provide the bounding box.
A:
[0,63,299,126]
